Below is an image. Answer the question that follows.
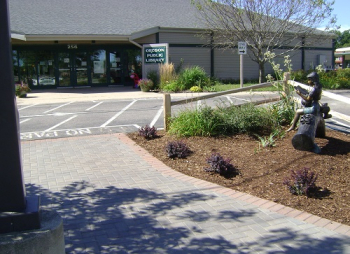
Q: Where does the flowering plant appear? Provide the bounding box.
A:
[138,79,154,92]
[15,81,31,97]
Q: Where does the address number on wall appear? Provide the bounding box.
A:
[67,44,78,49]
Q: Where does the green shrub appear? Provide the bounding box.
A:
[218,103,274,135]
[162,80,185,92]
[177,66,209,90]
[169,103,275,137]
[147,70,159,89]
[168,106,223,137]
[291,69,308,83]
[190,86,202,92]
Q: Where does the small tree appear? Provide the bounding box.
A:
[192,0,338,83]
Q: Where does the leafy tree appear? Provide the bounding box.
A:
[192,0,337,83]
[334,29,350,48]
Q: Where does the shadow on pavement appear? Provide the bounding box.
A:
[26,181,349,253]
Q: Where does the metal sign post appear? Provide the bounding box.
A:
[238,42,247,88]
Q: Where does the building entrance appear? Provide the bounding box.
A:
[12,46,142,89]
[58,51,89,87]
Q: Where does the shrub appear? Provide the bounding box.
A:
[204,153,238,177]
[219,103,274,135]
[177,66,209,90]
[138,125,157,139]
[162,80,185,92]
[147,70,159,89]
[165,141,191,158]
[169,106,223,137]
[190,86,202,92]
[138,79,154,92]
[283,168,318,196]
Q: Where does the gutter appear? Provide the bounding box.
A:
[129,39,142,49]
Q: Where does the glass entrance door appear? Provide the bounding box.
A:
[58,51,89,87]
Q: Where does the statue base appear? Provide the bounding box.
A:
[0,210,65,254]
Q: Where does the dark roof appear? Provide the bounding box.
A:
[9,0,206,36]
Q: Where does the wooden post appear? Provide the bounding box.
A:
[163,93,171,131]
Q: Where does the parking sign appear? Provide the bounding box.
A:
[238,41,247,54]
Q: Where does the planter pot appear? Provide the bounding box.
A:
[18,92,27,98]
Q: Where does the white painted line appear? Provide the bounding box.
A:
[226,96,233,104]
[44,115,78,131]
[329,119,350,128]
[20,118,31,124]
[86,101,103,111]
[134,124,141,129]
[43,101,74,113]
[18,104,37,111]
[21,111,87,118]
[230,96,251,102]
[100,100,137,127]
[330,110,350,123]
[150,106,163,127]
[197,100,202,109]
[322,91,350,105]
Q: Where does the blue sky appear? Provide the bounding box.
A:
[333,0,350,31]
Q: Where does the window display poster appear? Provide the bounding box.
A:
[94,61,105,74]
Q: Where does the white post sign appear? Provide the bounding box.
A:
[238,42,247,88]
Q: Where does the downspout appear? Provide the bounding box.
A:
[332,38,335,69]
[301,37,305,70]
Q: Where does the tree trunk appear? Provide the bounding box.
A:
[259,62,265,84]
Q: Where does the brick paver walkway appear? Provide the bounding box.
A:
[21,133,350,254]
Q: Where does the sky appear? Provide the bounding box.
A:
[331,0,350,31]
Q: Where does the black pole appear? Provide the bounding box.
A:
[0,0,26,211]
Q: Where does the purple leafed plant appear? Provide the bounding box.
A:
[138,125,157,139]
[165,141,191,158]
[205,153,239,178]
[283,167,318,196]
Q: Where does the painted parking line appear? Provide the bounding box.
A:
[85,101,104,111]
[100,100,137,127]
[43,101,75,113]
[150,106,163,127]
[20,118,31,124]
[225,96,233,104]
[18,104,38,111]
[44,115,78,132]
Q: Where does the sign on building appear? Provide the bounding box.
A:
[142,43,169,79]
[143,44,168,64]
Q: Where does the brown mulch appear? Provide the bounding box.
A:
[127,129,350,226]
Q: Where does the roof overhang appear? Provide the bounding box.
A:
[11,33,130,42]
[130,26,204,40]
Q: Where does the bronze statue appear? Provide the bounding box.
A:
[287,72,323,132]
